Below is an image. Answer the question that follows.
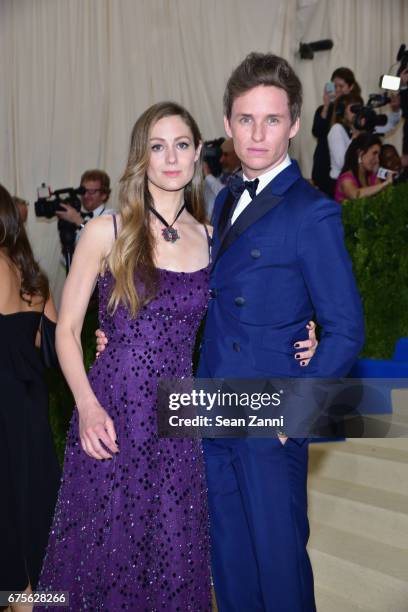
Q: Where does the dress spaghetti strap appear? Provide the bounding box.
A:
[203,224,212,263]
[112,214,118,239]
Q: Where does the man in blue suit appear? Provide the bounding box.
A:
[197,53,365,612]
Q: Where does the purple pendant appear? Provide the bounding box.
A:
[162,227,180,243]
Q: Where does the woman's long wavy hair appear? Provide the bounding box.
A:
[0,183,49,303]
[107,102,205,317]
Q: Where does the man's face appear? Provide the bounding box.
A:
[224,85,300,179]
[81,180,108,212]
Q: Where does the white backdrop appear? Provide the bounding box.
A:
[1,0,407,302]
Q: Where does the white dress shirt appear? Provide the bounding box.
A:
[231,155,292,225]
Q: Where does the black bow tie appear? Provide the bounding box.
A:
[228,175,259,201]
[82,211,94,219]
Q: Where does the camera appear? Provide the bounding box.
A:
[35,184,86,273]
[203,138,224,177]
[351,94,389,132]
[35,185,85,219]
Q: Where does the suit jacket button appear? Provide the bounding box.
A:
[251,249,261,258]
[233,342,241,352]
[209,288,217,298]
[234,296,245,306]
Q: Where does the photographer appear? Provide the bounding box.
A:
[56,169,113,240]
[312,67,361,195]
[327,92,365,194]
[335,133,393,203]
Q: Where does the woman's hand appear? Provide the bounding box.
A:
[95,328,108,357]
[294,321,318,367]
[78,399,119,460]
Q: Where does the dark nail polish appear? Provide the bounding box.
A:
[295,354,301,359]
[300,361,306,366]
[294,343,300,348]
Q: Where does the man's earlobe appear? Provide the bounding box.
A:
[289,117,300,139]
[224,116,233,138]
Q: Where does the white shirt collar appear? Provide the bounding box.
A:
[243,154,292,195]
[84,203,106,217]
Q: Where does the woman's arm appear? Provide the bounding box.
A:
[339,173,393,201]
[56,215,119,460]
[328,124,350,178]
[312,100,332,138]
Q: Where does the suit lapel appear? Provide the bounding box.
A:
[217,190,235,239]
[212,189,283,268]
[211,160,302,269]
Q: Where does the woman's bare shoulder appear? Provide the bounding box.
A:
[78,214,118,256]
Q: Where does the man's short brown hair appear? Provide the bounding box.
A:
[80,169,111,197]
[223,52,302,124]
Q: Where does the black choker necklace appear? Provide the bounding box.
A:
[148,203,186,243]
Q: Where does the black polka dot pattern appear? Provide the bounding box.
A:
[38,266,212,611]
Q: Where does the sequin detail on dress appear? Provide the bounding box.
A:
[38,265,211,611]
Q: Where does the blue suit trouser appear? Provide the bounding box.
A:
[203,437,316,612]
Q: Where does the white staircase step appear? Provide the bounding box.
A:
[308,476,408,548]
[391,389,408,417]
[356,437,408,451]
[309,523,408,611]
[315,585,376,612]
[309,441,408,495]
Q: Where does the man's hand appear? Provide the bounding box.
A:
[389,93,401,112]
[278,322,318,446]
[96,328,108,357]
[56,203,83,226]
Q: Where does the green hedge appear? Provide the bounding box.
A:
[48,183,408,461]
[342,182,408,359]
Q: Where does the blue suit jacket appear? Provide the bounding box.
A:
[198,160,365,381]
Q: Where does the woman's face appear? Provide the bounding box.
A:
[147,115,201,193]
[334,77,353,98]
[361,144,381,173]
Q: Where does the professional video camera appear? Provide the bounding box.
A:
[203,137,224,177]
[351,94,390,132]
[35,184,85,218]
[35,184,86,274]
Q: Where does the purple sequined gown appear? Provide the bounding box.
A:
[38,265,211,611]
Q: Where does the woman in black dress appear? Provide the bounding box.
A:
[0,184,60,610]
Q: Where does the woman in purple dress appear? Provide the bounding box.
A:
[38,102,212,610]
